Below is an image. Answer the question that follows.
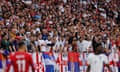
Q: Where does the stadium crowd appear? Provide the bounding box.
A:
[0,0,120,72]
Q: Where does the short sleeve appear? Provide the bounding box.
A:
[87,54,92,65]
[103,55,109,64]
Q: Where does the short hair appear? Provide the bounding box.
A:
[18,41,25,48]
[93,43,102,52]
[1,33,7,38]
[97,43,102,48]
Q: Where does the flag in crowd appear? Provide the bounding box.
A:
[32,52,119,72]
[32,52,44,72]
[0,50,9,72]
[0,48,119,72]
[5,52,118,72]
[68,52,80,72]
[42,52,56,72]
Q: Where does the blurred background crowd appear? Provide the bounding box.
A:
[0,0,120,71]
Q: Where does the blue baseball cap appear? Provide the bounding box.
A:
[33,15,41,19]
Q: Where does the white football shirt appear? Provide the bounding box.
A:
[87,53,109,72]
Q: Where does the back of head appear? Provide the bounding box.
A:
[18,41,26,50]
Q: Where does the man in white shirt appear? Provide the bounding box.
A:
[38,35,47,52]
[87,43,112,72]
[77,37,84,52]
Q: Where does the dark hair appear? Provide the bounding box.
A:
[96,43,102,48]
[1,33,7,38]
[18,41,25,48]
[93,42,102,52]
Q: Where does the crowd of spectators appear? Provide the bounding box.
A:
[0,0,119,71]
[0,0,120,55]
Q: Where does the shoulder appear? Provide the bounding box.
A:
[25,52,32,56]
[9,52,16,57]
[99,54,107,57]
[88,53,94,57]
[8,52,16,61]
[25,52,33,58]
[99,54,108,59]
[87,53,95,59]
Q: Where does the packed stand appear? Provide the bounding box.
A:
[0,0,120,72]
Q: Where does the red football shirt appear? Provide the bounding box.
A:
[6,52,35,72]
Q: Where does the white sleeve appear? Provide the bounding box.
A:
[87,54,92,65]
[103,55,109,64]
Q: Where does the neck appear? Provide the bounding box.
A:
[18,48,25,52]
[94,52,100,55]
